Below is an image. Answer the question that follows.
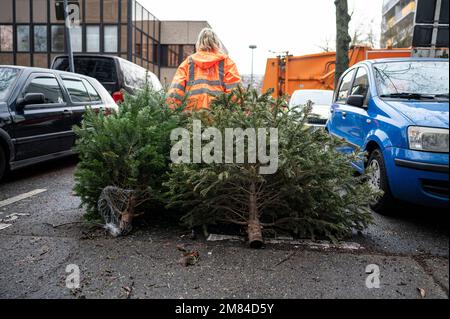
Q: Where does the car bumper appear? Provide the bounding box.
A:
[384,147,449,208]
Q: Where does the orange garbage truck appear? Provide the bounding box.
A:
[262,46,412,98]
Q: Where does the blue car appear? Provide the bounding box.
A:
[326,58,449,213]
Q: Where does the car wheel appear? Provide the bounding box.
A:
[367,149,395,215]
[0,146,6,182]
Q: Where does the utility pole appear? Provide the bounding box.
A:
[63,0,75,73]
[249,45,257,87]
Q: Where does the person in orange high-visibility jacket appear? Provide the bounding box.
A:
[167,28,241,110]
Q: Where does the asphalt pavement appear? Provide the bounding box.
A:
[0,158,448,299]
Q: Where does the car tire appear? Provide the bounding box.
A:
[367,149,396,215]
[0,146,6,182]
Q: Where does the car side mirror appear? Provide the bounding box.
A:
[16,93,46,109]
[346,95,366,108]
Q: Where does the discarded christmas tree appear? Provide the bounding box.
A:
[166,88,377,247]
[74,87,185,234]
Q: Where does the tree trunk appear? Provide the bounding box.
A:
[248,182,263,249]
[120,195,135,235]
[335,0,352,87]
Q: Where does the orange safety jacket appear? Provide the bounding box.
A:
[168,51,241,110]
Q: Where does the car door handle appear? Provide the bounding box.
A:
[342,111,347,119]
[62,109,73,117]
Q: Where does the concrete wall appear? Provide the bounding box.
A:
[159,21,229,84]
[160,67,177,87]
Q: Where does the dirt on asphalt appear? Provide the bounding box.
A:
[0,158,448,299]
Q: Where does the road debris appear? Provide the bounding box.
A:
[0,213,31,223]
[177,245,200,267]
[275,251,297,267]
[122,282,134,299]
[417,287,426,298]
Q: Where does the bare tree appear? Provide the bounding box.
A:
[335,0,352,87]
[351,19,378,48]
[318,36,336,52]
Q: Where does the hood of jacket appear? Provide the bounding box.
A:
[191,51,227,69]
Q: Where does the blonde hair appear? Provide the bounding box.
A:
[196,28,223,53]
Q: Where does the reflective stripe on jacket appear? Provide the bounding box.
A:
[168,51,241,110]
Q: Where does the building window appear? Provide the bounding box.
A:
[70,26,82,52]
[135,2,143,30]
[34,25,47,52]
[182,45,195,60]
[104,25,118,52]
[86,26,100,52]
[161,44,195,67]
[17,26,30,52]
[135,30,142,57]
[51,25,65,52]
[0,25,13,52]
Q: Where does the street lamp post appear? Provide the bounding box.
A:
[63,0,75,73]
[249,45,257,87]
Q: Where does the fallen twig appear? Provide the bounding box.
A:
[275,251,297,267]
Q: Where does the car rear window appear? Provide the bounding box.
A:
[53,57,118,84]
[62,78,91,103]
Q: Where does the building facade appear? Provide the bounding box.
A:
[381,0,416,48]
[0,0,211,83]
[159,20,211,85]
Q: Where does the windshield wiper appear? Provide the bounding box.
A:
[434,93,449,99]
[380,93,436,100]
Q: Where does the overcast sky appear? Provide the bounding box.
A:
[142,0,384,75]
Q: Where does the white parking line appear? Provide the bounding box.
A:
[0,223,12,230]
[0,189,47,208]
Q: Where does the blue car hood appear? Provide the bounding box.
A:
[387,100,449,128]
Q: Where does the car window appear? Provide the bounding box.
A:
[0,67,20,102]
[90,78,117,106]
[62,78,91,103]
[336,69,355,103]
[24,76,65,104]
[351,68,369,99]
[82,79,102,102]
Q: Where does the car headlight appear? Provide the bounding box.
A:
[408,126,449,153]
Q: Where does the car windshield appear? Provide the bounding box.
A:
[374,61,449,99]
[290,90,334,107]
[0,67,20,101]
